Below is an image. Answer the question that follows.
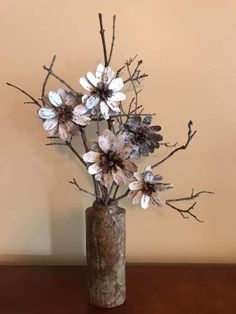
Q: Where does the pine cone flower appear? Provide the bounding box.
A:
[128,166,173,209]
[38,89,91,141]
[79,63,126,120]
[83,129,137,188]
[122,115,163,159]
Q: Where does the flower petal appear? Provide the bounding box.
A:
[112,134,125,152]
[39,108,57,119]
[48,91,62,107]
[79,77,94,92]
[96,63,105,80]
[87,72,98,87]
[110,92,126,102]
[82,94,89,103]
[141,194,151,209]
[109,77,124,92]
[129,181,143,191]
[43,118,58,131]
[132,190,143,204]
[134,171,143,181]
[100,101,110,120]
[73,104,88,116]
[57,88,67,102]
[88,163,102,175]
[58,124,69,140]
[106,99,120,113]
[112,167,127,185]
[73,115,91,126]
[104,66,115,83]
[144,166,154,183]
[98,129,115,153]
[103,172,113,188]
[85,95,100,109]
[83,151,101,163]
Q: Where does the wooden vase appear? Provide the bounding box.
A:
[86,200,126,308]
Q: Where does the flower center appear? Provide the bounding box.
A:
[100,151,123,173]
[96,82,113,101]
[57,105,73,123]
[142,182,156,196]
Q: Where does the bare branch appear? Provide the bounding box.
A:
[115,189,129,202]
[6,83,41,107]
[107,15,116,66]
[65,141,87,167]
[166,189,214,203]
[160,142,178,148]
[98,13,108,67]
[42,65,82,95]
[165,189,214,222]
[42,55,56,101]
[69,178,96,197]
[166,201,203,222]
[46,142,66,146]
[152,121,197,169]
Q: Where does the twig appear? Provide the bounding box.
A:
[152,121,196,168]
[160,142,178,148]
[69,178,96,197]
[165,201,203,222]
[115,189,129,202]
[166,189,214,203]
[113,185,119,199]
[6,83,41,107]
[125,58,140,113]
[42,65,82,95]
[105,182,116,205]
[46,142,66,146]
[165,189,214,222]
[65,141,87,167]
[107,15,116,66]
[98,13,108,67]
[42,55,56,101]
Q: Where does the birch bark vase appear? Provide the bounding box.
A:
[86,200,126,308]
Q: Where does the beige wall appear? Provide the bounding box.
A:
[0,0,235,264]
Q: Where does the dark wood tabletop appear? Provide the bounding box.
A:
[0,264,235,314]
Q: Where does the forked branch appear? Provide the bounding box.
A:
[69,178,96,197]
[152,121,196,168]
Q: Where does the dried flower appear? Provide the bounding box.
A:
[38,89,91,140]
[79,63,126,120]
[83,129,137,188]
[122,115,163,159]
[128,166,173,209]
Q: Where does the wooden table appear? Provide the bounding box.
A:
[0,265,235,313]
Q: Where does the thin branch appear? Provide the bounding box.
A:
[107,15,116,66]
[42,65,82,95]
[113,185,120,199]
[69,178,96,197]
[98,13,108,67]
[166,189,214,203]
[115,189,129,202]
[160,142,178,148]
[165,189,214,222]
[165,201,203,222]
[42,55,56,101]
[65,141,87,167]
[6,83,41,107]
[152,121,197,169]
[46,142,66,146]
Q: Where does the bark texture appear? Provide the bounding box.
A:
[86,200,126,308]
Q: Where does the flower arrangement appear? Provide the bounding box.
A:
[7,14,212,221]
[7,13,214,308]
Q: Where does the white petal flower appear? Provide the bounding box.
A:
[79,64,126,119]
[128,166,172,209]
[48,91,62,107]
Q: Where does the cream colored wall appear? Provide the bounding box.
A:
[0,0,235,265]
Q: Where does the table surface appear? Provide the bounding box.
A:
[0,265,235,314]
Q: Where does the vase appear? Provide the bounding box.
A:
[86,200,126,308]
